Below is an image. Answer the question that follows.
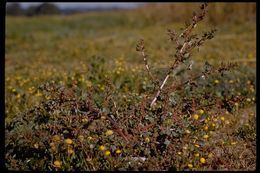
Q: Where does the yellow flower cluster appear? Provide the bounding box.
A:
[105,130,113,136]
[198,109,204,115]
[115,149,122,154]
[145,137,150,143]
[200,157,206,164]
[78,135,84,142]
[68,147,74,155]
[193,114,199,120]
[52,135,61,142]
[214,79,220,84]
[203,134,209,139]
[53,160,62,168]
[104,150,111,156]
[34,143,39,149]
[65,138,73,145]
[188,163,193,168]
[99,145,106,151]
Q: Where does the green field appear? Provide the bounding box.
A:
[5,6,256,171]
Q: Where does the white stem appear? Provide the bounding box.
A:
[150,74,170,107]
[180,42,187,54]
[145,64,149,70]
[160,74,170,90]
[142,51,150,71]
[150,37,187,107]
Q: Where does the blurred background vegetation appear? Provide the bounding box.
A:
[137,3,256,25]
[6,2,256,25]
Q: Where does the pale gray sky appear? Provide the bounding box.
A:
[16,2,144,9]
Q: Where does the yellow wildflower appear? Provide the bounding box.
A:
[115,149,122,154]
[82,118,88,123]
[100,85,105,91]
[204,126,208,131]
[188,164,193,168]
[220,117,225,121]
[52,135,60,142]
[53,160,62,167]
[198,109,204,115]
[194,153,200,157]
[99,145,106,151]
[200,157,206,164]
[194,144,200,148]
[203,134,209,139]
[105,130,114,136]
[193,114,199,120]
[68,148,74,155]
[145,137,150,143]
[65,138,73,145]
[34,143,39,149]
[104,150,111,156]
[214,80,220,84]
[78,135,84,142]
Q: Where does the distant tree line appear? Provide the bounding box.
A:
[6,3,61,16]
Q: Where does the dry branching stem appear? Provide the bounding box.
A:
[137,3,215,107]
[137,39,159,87]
